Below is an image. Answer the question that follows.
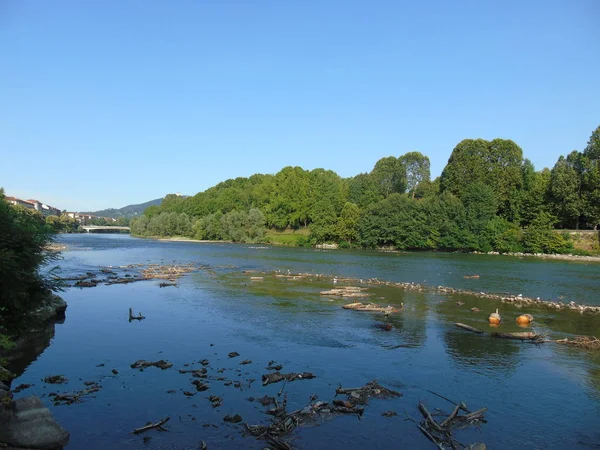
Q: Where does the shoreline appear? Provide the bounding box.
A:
[135,235,600,263]
[249,270,600,314]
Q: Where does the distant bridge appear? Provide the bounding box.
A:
[81,226,131,233]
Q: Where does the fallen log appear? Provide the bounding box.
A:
[552,335,600,350]
[129,308,145,321]
[132,417,170,434]
[262,372,316,386]
[342,302,399,314]
[455,323,484,334]
[491,332,543,341]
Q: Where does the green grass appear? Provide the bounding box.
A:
[265,228,310,246]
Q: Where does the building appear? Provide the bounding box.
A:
[27,199,61,217]
[6,196,61,217]
[6,196,35,210]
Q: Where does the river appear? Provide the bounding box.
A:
[10,234,600,449]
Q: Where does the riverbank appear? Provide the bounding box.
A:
[473,250,600,263]
[140,234,600,263]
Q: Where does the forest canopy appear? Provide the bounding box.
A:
[131,126,600,253]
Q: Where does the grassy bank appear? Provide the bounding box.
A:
[265,228,310,247]
[567,230,600,255]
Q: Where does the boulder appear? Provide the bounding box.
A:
[0,396,70,449]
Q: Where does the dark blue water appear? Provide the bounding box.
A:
[11,234,600,449]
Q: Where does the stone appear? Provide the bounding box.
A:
[223,414,242,423]
[0,396,69,449]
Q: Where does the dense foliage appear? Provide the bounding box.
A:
[132,126,600,254]
[0,190,62,335]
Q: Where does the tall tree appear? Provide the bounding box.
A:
[548,155,581,228]
[440,138,523,216]
[399,152,431,198]
[371,156,407,198]
[583,125,600,160]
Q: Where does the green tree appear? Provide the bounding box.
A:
[584,125,600,160]
[347,173,382,208]
[440,138,523,216]
[548,155,582,228]
[371,156,407,198]
[399,152,431,198]
[0,190,62,333]
[336,202,360,244]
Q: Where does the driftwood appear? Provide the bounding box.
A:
[342,302,400,314]
[129,308,145,321]
[246,380,400,449]
[553,335,600,350]
[491,332,543,341]
[262,372,316,386]
[321,287,370,298]
[455,323,484,334]
[130,360,173,370]
[417,401,487,449]
[132,417,170,434]
[49,381,102,405]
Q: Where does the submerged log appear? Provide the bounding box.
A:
[132,417,170,434]
[455,323,484,334]
[491,332,542,341]
[342,303,399,314]
[552,335,600,350]
[128,308,145,321]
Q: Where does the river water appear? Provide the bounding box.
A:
[11,234,600,449]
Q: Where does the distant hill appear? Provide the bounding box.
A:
[85,198,163,218]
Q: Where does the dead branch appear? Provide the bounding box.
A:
[491,332,543,341]
[132,417,170,434]
[455,323,484,334]
[129,308,145,321]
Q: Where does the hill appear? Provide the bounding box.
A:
[86,198,163,218]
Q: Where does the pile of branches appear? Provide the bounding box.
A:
[245,380,400,449]
[417,401,487,449]
[335,380,402,404]
[141,264,197,280]
[262,371,316,386]
[49,381,102,406]
[554,335,600,350]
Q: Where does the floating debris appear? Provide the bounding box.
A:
[262,372,316,386]
[132,417,170,434]
[49,381,101,405]
[553,335,600,350]
[12,383,34,393]
[43,375,67,384]
[228,352,240,358]
[417,400,486,449]
[343,302,400,315]
[321,287,370,298]
[223,414,243,423]
[130,360,173,370]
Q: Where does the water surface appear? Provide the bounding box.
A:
[11,234,600,449]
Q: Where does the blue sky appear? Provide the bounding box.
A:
[1,1,598,211]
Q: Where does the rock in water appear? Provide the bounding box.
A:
[0,396,70,449]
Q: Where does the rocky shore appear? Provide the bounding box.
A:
[0,296,70,450]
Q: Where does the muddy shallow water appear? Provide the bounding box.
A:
[10,234,600,449]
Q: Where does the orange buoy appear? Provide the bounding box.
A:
[488,309,501,325]
[516,314,534,325]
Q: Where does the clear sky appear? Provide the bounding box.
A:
[1,1,599,211]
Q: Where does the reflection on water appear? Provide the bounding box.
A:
[10,234,599,450]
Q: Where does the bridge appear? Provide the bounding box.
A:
[81,226,131,233]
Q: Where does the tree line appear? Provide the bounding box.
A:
[131,125,600,253]
[0,190,62,341]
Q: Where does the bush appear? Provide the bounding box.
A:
[0,189,62,333]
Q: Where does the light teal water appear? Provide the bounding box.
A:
[10,234,600,449]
